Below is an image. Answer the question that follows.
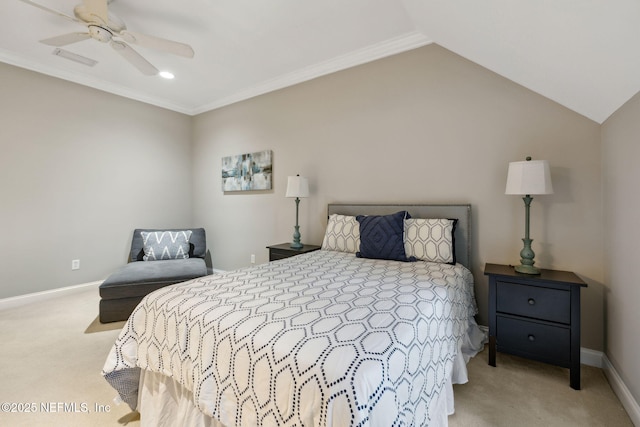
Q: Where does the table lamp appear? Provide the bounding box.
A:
[285,174,309,249]
[505,157,554,274]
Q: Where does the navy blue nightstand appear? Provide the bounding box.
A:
[484,263,587,390]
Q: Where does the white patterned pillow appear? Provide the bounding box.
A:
[404,218,456,264]
[322,214,360,253]
[141,230,192,261]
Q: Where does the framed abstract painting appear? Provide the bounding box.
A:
[221,150,272,192]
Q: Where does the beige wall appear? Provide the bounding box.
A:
[3,37,637,405]
[0,44,607,353]
[192,45,604,350]
[602,92,640,404]
[0,62,193,299]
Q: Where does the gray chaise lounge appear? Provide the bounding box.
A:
[99,228,208,323]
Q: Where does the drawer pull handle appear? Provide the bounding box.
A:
[528,334,536,342]
[528,298,536,305]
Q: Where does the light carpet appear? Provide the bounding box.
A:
[0,286,633,426]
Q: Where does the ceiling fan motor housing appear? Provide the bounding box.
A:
[88,25,113,43]
[73,3,125,32]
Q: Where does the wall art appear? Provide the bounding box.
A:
[222,150,272,191]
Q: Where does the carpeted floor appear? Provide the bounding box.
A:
[450,348,633,426]
[0,287,135,427]
[0,285,633,426]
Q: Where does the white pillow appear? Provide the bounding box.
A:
[404,218,455,264]
[321,214,360,253]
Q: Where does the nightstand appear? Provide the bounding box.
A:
[266,243,321,261]
[484,263,587,389]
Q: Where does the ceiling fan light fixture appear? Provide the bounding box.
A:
[159,71,175,79]
[52,48,97,67]
[20,0,195,77]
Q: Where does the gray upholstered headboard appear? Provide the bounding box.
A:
[327,204,472,269]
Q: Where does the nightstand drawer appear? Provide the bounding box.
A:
[497,316,570,366]
[270,249,294,261]
[266,243,322,262]
[496,281,570,324]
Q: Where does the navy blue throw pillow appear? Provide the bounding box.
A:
[356,211,416,262]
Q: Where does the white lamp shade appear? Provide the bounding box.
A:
[286,175,309,198]
[505,159,554,195]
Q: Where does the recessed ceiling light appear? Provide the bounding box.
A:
[158,71,175,79]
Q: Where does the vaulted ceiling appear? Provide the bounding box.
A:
[1,0,638,123]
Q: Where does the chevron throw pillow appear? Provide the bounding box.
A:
[141,230,192,261]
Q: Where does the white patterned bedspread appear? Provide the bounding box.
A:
[103,250,478,426]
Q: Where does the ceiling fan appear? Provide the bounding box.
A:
[18,0,195,76]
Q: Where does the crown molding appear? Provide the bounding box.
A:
[191,31,432,115]
[0,31,431,116]
[0,48,194,114]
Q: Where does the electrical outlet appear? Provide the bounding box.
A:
[250,254,256,264]
[71,259,80,270]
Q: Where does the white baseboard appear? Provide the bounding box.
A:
[581,347,604,368]
[603,354,640,426]
[0,271,227,311]
[0,281,102,311]
[580,347,639,425]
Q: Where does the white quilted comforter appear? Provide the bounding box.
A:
[103,250,479,426]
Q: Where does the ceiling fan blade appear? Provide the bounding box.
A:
[40,32,91,47]
[110,41,158,76]
[120,31,194,58]
[82,0,109,24]
[17,0,80,24]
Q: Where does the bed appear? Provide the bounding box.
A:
[103,203,485,426]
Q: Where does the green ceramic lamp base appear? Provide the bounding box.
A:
[514,264,540,275]
[291,198,302,249]
[516,240,540,274]
[515,196,541,275]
